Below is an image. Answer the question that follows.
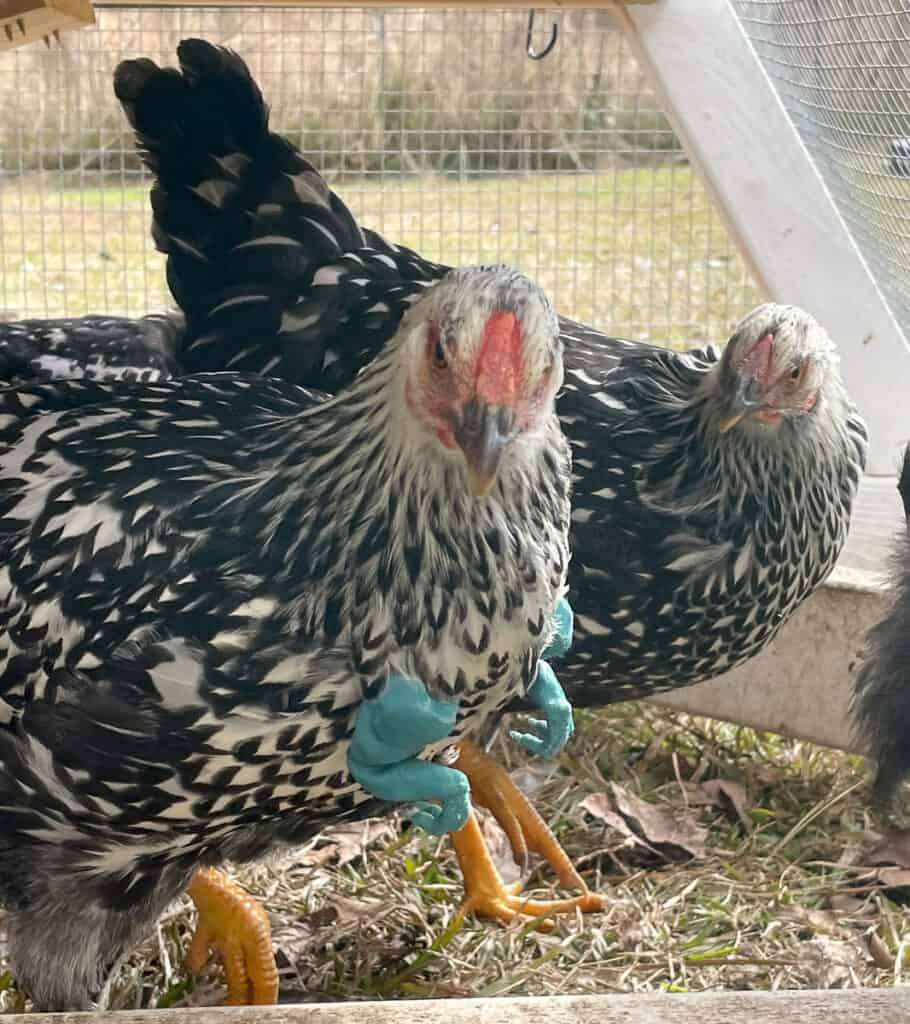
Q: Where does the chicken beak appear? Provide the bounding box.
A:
[718,412,745,434]
[718,378,763,434]
[454,399,515,497]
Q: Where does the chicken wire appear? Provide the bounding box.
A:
[0,7,760,343]
[733,0,910,339]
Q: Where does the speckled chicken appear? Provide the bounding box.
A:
[0,264,572,1010]
[106,41,868,704]
[0,37,870,999]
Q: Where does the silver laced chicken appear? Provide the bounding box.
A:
[0,264,571,1010]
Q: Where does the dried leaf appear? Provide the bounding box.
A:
[780,905,843,936]
[579,793,654,853]
[330,818,398,867]
[864,828,910,868]
[295,845,338,868]
[477,810,522,884]
[850,829,910,904]
[867,930,895,970]
[305,894,385,929]
[295,817,397,869]
[700,778,753,831]
[827,892,875,918]
[792,937,864,987]
[609,782,708,860]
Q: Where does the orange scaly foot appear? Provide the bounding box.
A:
[450,740,604,930]
[450,811,602,932]
[186,868,279,1005]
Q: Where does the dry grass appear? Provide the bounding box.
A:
[1,703,901,1011]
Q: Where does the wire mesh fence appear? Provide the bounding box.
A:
[733,0,910,340]
[0,7,761,342]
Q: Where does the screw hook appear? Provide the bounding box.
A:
[526,10,558,61]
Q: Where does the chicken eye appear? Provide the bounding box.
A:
[788,362,805,384]
[427,323,447,371]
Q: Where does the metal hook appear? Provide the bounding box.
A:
[526,10,558,61]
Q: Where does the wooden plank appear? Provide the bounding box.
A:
[90,0,655,8]
[609,0,910,477]
[0,0,93,49]
[15,990,910,1024]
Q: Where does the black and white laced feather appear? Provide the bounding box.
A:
[4,39,869,712]
[0,313,181,385]
[0,266,570,1009]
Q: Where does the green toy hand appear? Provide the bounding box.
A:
[509,660,574,759]
[347,673,470,835]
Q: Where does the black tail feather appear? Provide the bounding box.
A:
[114,38,369,383]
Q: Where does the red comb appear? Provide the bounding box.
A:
[739,332,774,384]
[476,312,523,405]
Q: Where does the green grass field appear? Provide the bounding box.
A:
[0,167,760,344]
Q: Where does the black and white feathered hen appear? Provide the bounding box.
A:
[108,41,870,705]
[11,40,868,712]
[0,264,571,1010]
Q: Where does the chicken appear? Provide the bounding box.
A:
[0,36,869,995]
[0,264,574,1010]
[109,47,867,729]
[853,447,910,804]
[0,313,180,383]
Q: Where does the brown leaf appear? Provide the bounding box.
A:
[609,782,708,860]
[295,845,338,868]
[848,829,910,905]
[864,828,910,868]
[477,810,522,884]
[780,905,843,936]
[792,937,864,987]
[826,892,875,919]
[305,894,386,929]
[296,817,397,869]
[579,793,654,853]
[700,778,753,831]
[867,930,896,970]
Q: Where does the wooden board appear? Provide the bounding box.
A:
[610,0,910,477]
[0,0,93,49]
[91,0,654,7]
[13,990,910,1024]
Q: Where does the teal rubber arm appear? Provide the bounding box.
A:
[509,660,574,760]
[510,597,575,759]
[347,673,470,835]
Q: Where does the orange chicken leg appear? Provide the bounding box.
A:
[186,868,279,1005]
[450,740,604,929]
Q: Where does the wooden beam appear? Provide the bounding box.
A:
[0,0,93,49]
[90,0,654,8]
[13,991,910,1024]
[609,0,910,477]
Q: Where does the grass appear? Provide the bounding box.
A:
[0,704,896,1007]
[0,167,760,342]
[0,704,899,1011]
